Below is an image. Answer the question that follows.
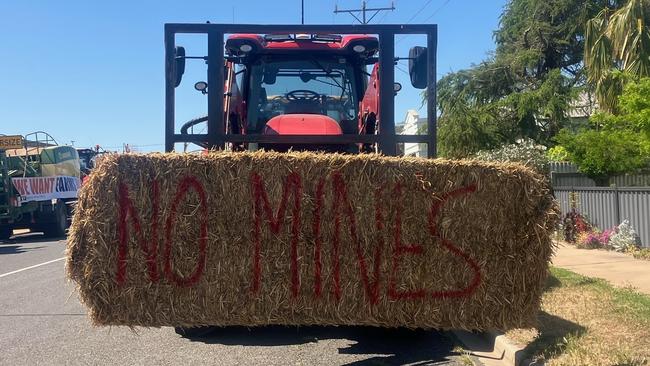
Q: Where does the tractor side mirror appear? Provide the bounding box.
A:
[173,46,186,87]
[408,46,427,89]
[263,67,277,85]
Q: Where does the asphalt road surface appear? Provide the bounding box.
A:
[0,233,477,366]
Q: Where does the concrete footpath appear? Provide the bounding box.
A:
[552,242,650,295]
[455,243,650,366]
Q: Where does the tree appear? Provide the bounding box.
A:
[437,103,503,158]
[585,0,650,112]
[495,0,620,81]
[555,77,650,183]
[436,0,621,158]
[436,61,515,157]
[618,77,650,136]
[547,145,570,161]
[555,129,647,183]
[588,77,650,135]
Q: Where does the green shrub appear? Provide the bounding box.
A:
[632,248,650,261]
[555,129,648,182]
[547,145,569,162]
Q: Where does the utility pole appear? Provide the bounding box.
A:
[301,0,304,24]
[334,1,395,24]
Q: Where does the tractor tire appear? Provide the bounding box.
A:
[174,326,216,338]
[43,203,68,238]
[0,226,13,241]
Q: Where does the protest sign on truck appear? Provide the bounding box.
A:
[11,176,80,203]
[0,134,81,239]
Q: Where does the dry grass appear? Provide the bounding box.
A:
[632,248,650,261]
[67,151,557,330]
[452,346,477,366]
[506,267,650,366]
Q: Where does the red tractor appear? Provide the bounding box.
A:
[166,24,436,156]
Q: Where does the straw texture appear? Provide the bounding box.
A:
[67,152,558,330]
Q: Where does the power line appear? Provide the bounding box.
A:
[395,64,409,76]
[100,143,164,150]
[421,0,451,23]
[334,1,395,24]
[376,0,396,24]
[376,9,391,23]
[404,0,435,24]
[396,0,452,44]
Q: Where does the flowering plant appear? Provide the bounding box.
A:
[577,230,606,249]
[609,220,640,253]
[563,210,592,243]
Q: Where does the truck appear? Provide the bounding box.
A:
[76,146,105,179]
[0,132,81,240]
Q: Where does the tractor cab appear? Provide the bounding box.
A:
[227,34,379,152]
[167,24,436,156]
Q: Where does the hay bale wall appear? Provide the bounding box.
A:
[67,152,558,330]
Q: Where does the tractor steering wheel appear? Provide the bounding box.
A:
[285,89,321,102]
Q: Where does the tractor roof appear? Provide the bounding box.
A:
[225,34,378,56]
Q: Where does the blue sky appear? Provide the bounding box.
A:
[0,0,507,152]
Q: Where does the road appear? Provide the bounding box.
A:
[0,234,476,366]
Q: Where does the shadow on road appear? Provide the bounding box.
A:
[181,325,458,365]
[0,245,46,255]
[0,233,66,245]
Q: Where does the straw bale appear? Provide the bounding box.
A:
[67,151,558,330]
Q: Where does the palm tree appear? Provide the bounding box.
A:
[585,0,650,112]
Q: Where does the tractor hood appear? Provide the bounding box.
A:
[263,114,343,135]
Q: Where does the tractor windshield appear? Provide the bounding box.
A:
[246,57,358,132]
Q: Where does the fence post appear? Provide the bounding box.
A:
[614,185,621,225]
[550,171,555,186]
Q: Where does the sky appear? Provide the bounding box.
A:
[0,0,508,152]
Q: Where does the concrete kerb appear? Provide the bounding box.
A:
[452,330,530,366]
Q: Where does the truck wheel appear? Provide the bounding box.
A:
[43,203,67,238]
[0,226,13,241]
[174,326,215,338]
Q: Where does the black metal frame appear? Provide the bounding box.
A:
[165,23,437,157]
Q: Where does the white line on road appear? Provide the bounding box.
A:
[0,257,66,278]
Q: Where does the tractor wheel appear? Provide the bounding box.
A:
[0,226,13,241]
[43,203,67,238]
[174,326,216,338]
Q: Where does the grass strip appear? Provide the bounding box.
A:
[507,267,650,366]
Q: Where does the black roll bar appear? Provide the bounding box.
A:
[164,23,437,157]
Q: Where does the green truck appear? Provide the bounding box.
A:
[0,133,81,240]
